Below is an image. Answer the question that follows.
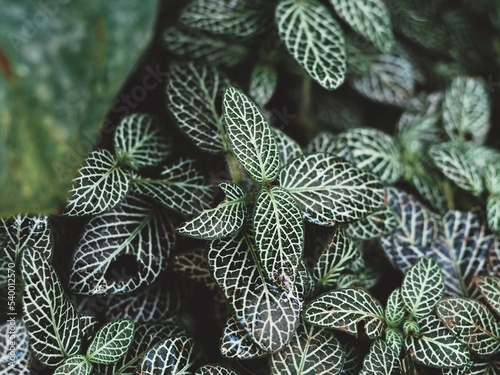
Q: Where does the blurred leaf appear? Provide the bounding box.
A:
[64,150,131,217]
[475,276,500,315]
[347,205,398,240]
[69,195,175,295]
[305,132,337,155]
[276,0,346,90]
[341,341,361,375]
[0,1,157,216]
[272,128,302,166]
[172,248,218,290]
[249,62,278,108]
[166,63,229,154]
[436,298,500,356]
[279,153,384,225]
[359,339,401,375]
[0,320,31,374]
[177,182,247,240]
[195,364,240,375]
[304,288,385,338]
[86,319,134,365]
[79,315,98,343]
[487,196,500,234]
[329,0,394,53]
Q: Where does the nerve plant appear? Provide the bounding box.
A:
[1,0,500,374]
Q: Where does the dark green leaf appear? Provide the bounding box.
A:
[249,63,278,108]
[195,364,240,375]
[385,328,404,354]
[475,276,500,316]
[86,319,134,365]
[220,316,267,359]
[273,128,302,166]
[53,355,92,375]
[173,248,218,291]
[385,288,406,327]
[347,205,398,240]
[341,341,361,375]
[359,339,401,375]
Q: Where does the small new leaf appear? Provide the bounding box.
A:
[304,288,385,338]
[65,149,131,216]
[276,0,346,90]
[385,288,406,327]
[223,86,280,184]
[177,182,247,240]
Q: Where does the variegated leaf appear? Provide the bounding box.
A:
[385,288,406,327]
[279,153,384,225]
[436,211,491,297]
[173,248,218,291]
[208,234,301,352]
[475,276,500,316]
[385,328,403,354]
[347,205,398,240]
[98,323,188,375]
[443,76,490,145]
[223,86,280,184]
[105,274,185,324]
[276,0,346,90]
[359,339,401,375]
[349,53,416,108]
[410,171,448,214]
[329,0,394,53]
[342,341,361,375]
[65,149,131,216]
[485,165,500,196]
[195,364,240,375]
[138,335,195,375]
[0,320,31,374]
[113,113,171,170]
[487,196,500,234]
[335,128,403,184]
[304,132,337,155]
[133,159,213,217]
[401,257,444,319]
[249,62,278,108]
[270,320,344,375]
[69,195,175,295]
[86,319,134,365]
[253,186,304,280]
[166,63,229,154]
[0,214,52,264]
[177,182,247,240]
[272,128,302,166]
[313,226,360,288]
[219,316,267,359]
[79,315,98,343]
[179,0,272,40]
[404,315,470,369]
[436,298,500,356]
[430,143,484,195]
[53,355,92,375]
[488,237,500,276]
[163,26,248,67]
[21,250,81,367]
[304,288,385,338]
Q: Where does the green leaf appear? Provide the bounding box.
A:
[54,355,92,375]
[273,128,303,167]
[21,250,81,367]
[347,205,398,240]
[253,186,304,280]
[132,159,213,217]
[179,0,272,40]
[404,315,470,369]
[436,298,500,356]
[487,196,500,234]
[0,214,53,264]
[86,319,134,365]
[385,288,406,327]
[69,195,175,295]
[177,182,247,240]
[443,76,490,145]
[220,316,267,359]
[304,288,385,338]
[166,63,229,154]
[342,341,361,375]
[249,62,278,108]
[195,364,240,375]
[279,153,385,225]
[410,171,448,214]
[64,150,131,216]
[223,86,280,184]
[305,132,338,155]
[270,320,345,375]
[475,276,500,316]
[430,143,484,195]
[113,113,171,170]
[335,128,403,184]
[385,328,404,354]
[313,225,360,288]
[359,339,401,375]
[208,234,301,352]
[329,0,394,53]
[0,320,31,373]
[173,248,218,291]
[163,26,249,67]
[401,257,444,319]
[276,0,346,90]
[138,335,196,375]
[0,1,157,216]
[485,165,500,196]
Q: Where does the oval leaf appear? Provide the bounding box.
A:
[475,276,500,316]
[276,0,346,90]
[385,288,406,327]
[304,288,385,338]
[223,86,280,184]
[249,62,278,108]
[359,339,401,375]
[54,355,92,375]
[279,153,385,225]
[86,319,134,365]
